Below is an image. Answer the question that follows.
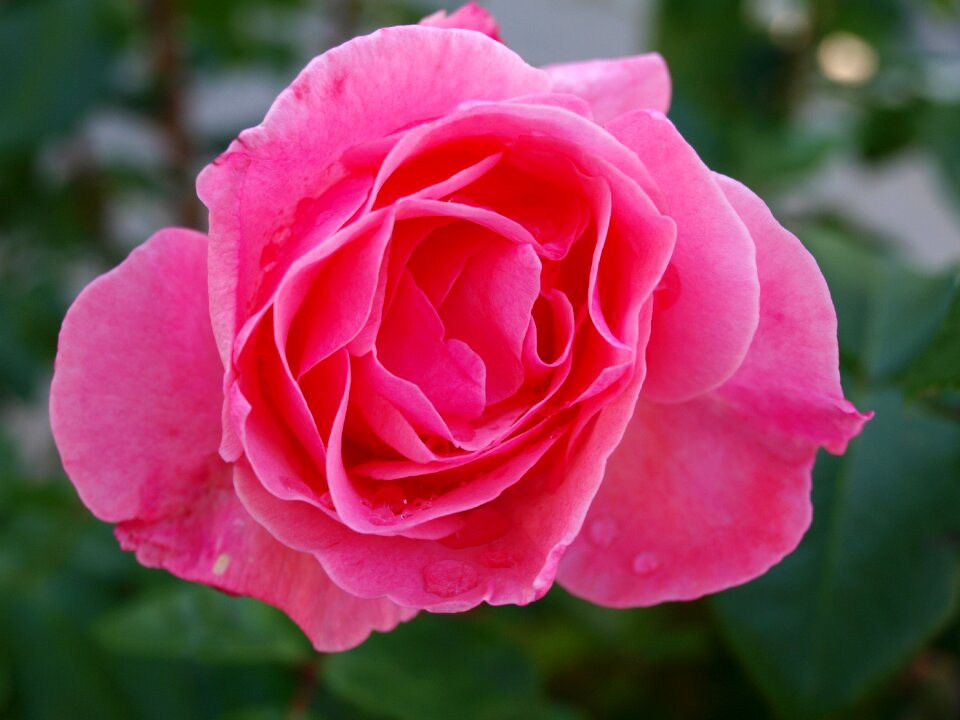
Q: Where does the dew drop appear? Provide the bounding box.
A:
[318,492,336,511]
[372,484,408,515]
[588,518,618,548]
[422,560,480,598]
[212,553,231,576]
[631,551,660,576]
[654,264,682,310]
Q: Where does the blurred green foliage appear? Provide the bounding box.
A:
[2,0,960,718]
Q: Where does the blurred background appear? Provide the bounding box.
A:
[2,0,960,718]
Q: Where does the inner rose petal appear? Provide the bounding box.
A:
[234,311,334,509]
[438,240,542,405]
[451,152,590,260]
[377,271,487,421]
[372,145,505,209]
[275,211,394,378]
[526,289,576,373]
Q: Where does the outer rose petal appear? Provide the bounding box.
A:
[545,54,672,122]
[419,2,501,41]
[557,178,869,607]
[197,26,548,364]
[608,109,760,403]
[49,228,413,650]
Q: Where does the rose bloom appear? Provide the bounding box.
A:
[50,4,869,650]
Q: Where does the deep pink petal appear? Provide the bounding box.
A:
[438,241,542,405]
[198,26,549,362]
[545,54,672,123]
[233,313,330,508]
[234,306,655,611]
[608,110,760,402]
[378,271,487,420]
[557,177,869,607]
[419,2,502,41]
[49,228,410,650]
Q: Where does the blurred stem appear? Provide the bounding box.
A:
[288,655,323,720]
[148,0,201,229]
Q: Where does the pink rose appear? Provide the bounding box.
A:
[50,4,869,650]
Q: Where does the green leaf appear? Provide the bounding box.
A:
[326,614,567,720]
[799,220,958,380]
[95,585,311,664]
[904,277,960,395]
[0,0,112,154]
[713,388,960,720]
[923,103,960,205]
[1,594,128,720]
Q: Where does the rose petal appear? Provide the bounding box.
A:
[556,395,817,606]
[49,228,410,650]
[545,54,672,122]
[712,174,871,452]
[115,466,415,652]
[557,177,869,607]
[198,26,549,363]
[50,228,222,523]
[438,241,542,405]
[234,304,655,610]
[608,109,760,403]
[378,271,487,420]
[419,2,502,41]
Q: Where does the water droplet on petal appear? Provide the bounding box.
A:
[588,518,618,548]
[422,560,480,598]
[654,264,682,310]
[631,552,660,576]
[212,553,230,576]
[372,484,408,515]
[319,492,336,511]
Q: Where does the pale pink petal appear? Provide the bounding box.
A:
[197,27,548,363]
[545,54,672,123]
[116,466,415,652]
[557,178,869,607]
[49,228,410,650]
[556,396,816,606]
[419,2,502,41]
[712,174,871,452]
[50,228,222,523]
[607,109,760,403]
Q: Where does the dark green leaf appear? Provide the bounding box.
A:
[326,614,566,720]
[95,585,311,664]
[1,594,128,720]
[904,278,960,395]
[0,0,112,153]
[800,220,957,380]
[713,389,960,720]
